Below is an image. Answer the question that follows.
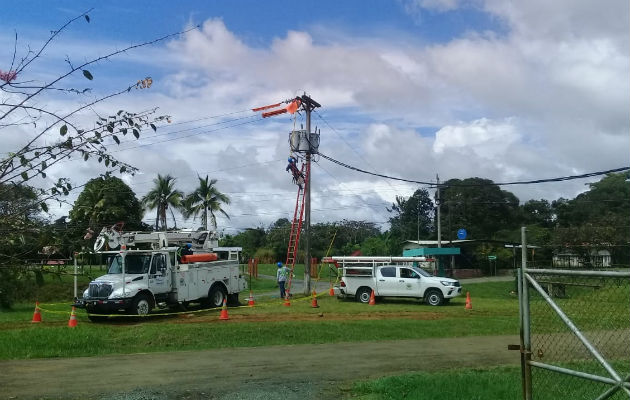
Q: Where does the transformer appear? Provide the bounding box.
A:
[289,129,319,153]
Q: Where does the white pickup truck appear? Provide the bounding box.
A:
[335,263,462,306]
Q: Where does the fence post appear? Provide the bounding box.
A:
[521,227,532,400]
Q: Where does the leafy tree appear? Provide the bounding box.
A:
[521,199,554,228]
[142,174,183,231]
[220,227,266,261]
[551,172,630,265]
[360,235,389,256]
[183,176,230,230]
[387,189,434,253]
[440,178,520,240]
[265,218,291,260]
[69,175,144,235]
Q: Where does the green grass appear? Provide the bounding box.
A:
[0,281,520,360]
[351,361,630,400]
[3,279,623,361]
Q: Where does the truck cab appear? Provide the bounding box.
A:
[77,250,175,319]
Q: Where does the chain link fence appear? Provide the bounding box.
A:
[521,268,630,399]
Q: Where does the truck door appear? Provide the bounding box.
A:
[148,253,170,295]
[399,267,422,295]
[376,266,399,296]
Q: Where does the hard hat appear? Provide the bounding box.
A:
[186,243,192,248]
[288,157,293,163]
[277,261,283,267]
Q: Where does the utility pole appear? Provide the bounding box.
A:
[301,94,320,295]
[436,174,443,276]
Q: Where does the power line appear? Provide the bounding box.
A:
[319,152,630,187]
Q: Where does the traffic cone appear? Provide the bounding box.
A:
[311,290,319,308]
[219,298,229,320]
[368,289,376,306]
[465,291,473,310]
[68,306,78,327]
[329,283,334,296]
[31,301,42,323]
[247,291,255,307]
[283,292,291,307]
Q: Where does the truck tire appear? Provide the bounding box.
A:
[129,293,152,315]
[424,289,444,306]
[356,287,372,304]
[208,285,227,308]
[227,293,240,306]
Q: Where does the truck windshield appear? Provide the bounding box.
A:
[412,267,431,278]
[107,254,152,274]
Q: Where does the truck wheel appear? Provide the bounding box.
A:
[356,287,372,304]
[227,293,240,306]
[130,293,152,315]
[208,285,227,308]
[424,289,444,306]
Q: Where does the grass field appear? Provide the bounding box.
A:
[0,280,519,360]
[351,360,630,400]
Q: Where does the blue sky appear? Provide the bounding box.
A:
[2,1,504,44]
[2,1,628,233]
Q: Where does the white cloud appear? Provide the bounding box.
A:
[433,118,520,158]
[4,1,628,232]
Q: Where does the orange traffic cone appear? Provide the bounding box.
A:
[368,289,376,306]
[68,306,78,327]
[311,290,319,308]
[465,291,473,310]
[329,283,335,296]
[219,298,229,320]
[283,291,291,307]
[31,301,42,323]
[247,291,255,307]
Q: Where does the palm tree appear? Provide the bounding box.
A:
[142,174,183,231]
[183,176,230,230]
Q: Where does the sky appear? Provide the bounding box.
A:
[1,0,628,236]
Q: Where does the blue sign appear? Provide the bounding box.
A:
[457,228,467,240]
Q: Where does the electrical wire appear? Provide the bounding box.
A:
[319,152,630,187]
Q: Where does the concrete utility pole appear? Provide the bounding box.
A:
[301,94,320,295]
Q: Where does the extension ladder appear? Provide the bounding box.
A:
[285,162,309,294]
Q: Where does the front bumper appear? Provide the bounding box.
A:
[443,287,463,299]
[74,298,132,313]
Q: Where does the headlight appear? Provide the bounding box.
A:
[440,280,454,287]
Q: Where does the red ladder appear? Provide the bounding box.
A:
[285,162,309,294]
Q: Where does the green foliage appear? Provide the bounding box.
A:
[387,189,434,251]
[441,178,520,240]
[141,174,183,231]
[253,248,276,264]
[69,176,144,235]
[182,176,229,230]
[0,268,37,309]
[221,227,266,261]
[360,236,389,256]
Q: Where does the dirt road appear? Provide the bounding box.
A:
[1,335,520,400]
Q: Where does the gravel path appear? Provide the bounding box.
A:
[0,335,520,400]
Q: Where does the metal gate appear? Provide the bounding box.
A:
[517,228,630,399]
